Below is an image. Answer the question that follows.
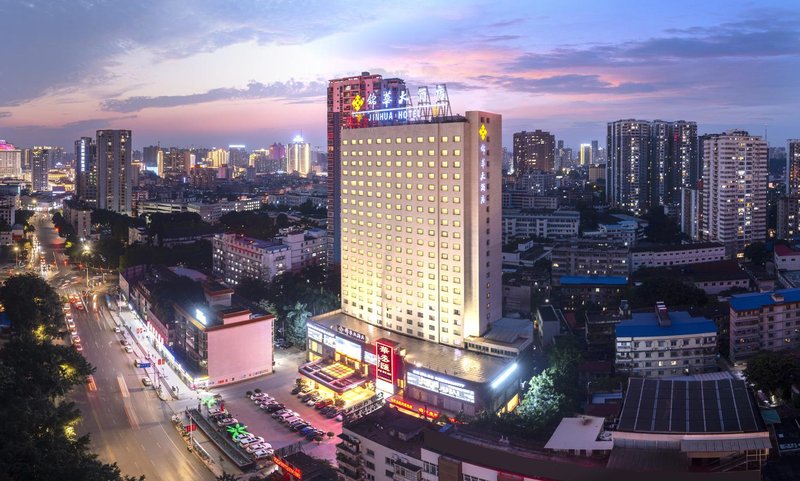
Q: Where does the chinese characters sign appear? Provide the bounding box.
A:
[479,124,489,205]
[336,324,366,342]
[349,84,453,127]
[375,339,395,384]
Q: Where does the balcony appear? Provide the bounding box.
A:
[339,466,363,481]
[337,441,360,456]
[337,453,362,470]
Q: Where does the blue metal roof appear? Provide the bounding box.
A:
[729,288,800,312]
[616,310,716,338]
[560,275,628,286]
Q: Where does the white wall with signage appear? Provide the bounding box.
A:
[407,369,476,404]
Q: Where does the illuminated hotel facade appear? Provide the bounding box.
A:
[302,85,522,419]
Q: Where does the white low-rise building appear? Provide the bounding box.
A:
[212,228,327,285]
[774,244,800,271]
[615,302,717,377]
[502,208,579,243]
[629,242,725,271]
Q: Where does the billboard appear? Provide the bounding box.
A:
[375,339,395,385]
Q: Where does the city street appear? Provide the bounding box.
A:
[32,212,219,481]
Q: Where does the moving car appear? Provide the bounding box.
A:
[74,343,83,352]
[113,326,121,333]
[124,345,133,353]
[141,378,152,387]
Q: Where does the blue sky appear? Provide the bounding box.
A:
[0,0,797,151]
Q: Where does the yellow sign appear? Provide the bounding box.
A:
[479,123,487,141]
[352,94,364,112]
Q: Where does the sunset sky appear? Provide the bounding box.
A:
[1,0,798,151]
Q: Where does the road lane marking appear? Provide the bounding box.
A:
[124,402,140,430]
[117,374,129,398]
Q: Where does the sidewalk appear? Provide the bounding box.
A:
[108,303,195,401]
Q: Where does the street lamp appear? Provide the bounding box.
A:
[13,246,18,267]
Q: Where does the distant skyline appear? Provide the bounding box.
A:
[1,0,798,150]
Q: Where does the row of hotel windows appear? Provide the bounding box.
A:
[343,149,463,157]
[343,230,463,242]
[342,205,461,215]
[342,296,464,315]
[342,248,463,261]
[342,170,464,180]
[344,198,462,208]
[343,136,462,145]
[343,160,463,168]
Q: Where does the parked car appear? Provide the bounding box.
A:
[217,417,238,427]
[245,443,270,453]
[306,429,325,441]
[251,449,273,460]
[265,403,285,412]
[271,409,289,418]
[315,399,334,409]
[290,385,305,395]
[300,391,318,402]
[124,345,133,353]
[141,378,152,387]
[239,436,264,446]
[113,326,121,333]
[250,392,269,400]
[297,386,313,396]
[74,343,83,352]
[299,426,316,436]
[336,414,343,422]
[290,421,310,431]
[326,408,343,419]
[281,413,300,422]
[233,433,253,442]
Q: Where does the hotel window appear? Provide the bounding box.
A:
[454,135,461,142]
[442,136,449,142]
[442,149,449,156]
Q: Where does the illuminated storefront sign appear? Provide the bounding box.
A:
[375,340,395,384]
[350,84,452,126]
[335,336,362,361]
[273,455,302,479]
[307,325,323,342]
[195,309,207,326]
[363,350,377,365]
[407,369,476,403]
[323,334,336,348]
[389,397,439,419]
[336,324,366,343]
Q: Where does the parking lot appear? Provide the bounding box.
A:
[210,350,341,462]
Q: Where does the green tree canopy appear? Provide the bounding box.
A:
[0,273,65,338]
[744,351,800,399]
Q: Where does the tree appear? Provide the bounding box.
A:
[0,273,65,338]
[216,473,238,481]
[0,276,144,481]
[516,368,566,430]
[744,351,800,400]
[743,242,769,266]
[285,302,311,346]
[642,207,685,244]
[628,278,708,309]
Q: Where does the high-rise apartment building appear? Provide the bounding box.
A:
[339,111,503,346]
[207,148,228,168]
[287,136,311,176]
[701,130,767,257]
[512,130,555,174]
[579,143,592,166]
[96,129,132,215]
[607,120,651,214]
[607,119,697,216]
[228,145,248,167]
[0,141,22,178]
[326,72,406,268]
[786,140,800,195]
[31,146,50,192]
[74,136,96,203]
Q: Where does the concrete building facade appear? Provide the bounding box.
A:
[701,130,767,257]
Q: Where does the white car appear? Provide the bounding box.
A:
[251,449,274,459]
[239,436,264,446]
[245,443,271,453]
